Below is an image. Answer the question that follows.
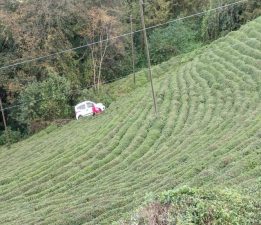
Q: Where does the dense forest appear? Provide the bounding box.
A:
[0,0,260,144]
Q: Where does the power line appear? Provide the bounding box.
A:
[0,33,254,111]
[0,0,248,71]
[0,0,251,111]
[140,0,248,31]
[1,61,170,112]
[0,72,146,112]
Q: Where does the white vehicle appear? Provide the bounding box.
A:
[75,101,105,120]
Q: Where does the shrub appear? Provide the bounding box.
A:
[0,127,23,145]
[122,187,261,225]
[15,68,72,125]
[149,21,202,64]
[77,88,114,108]
[201,1,261,42]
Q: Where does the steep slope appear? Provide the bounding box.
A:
[0,17,260,225]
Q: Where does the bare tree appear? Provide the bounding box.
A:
[79,7,122,91]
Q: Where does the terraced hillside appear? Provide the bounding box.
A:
[0,17,260,225]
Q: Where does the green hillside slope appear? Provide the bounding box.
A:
[0,17,260,225]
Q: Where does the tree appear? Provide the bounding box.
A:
[149,21,201,64]
[201,0,261,42]
[15,69,71,125]
[78,7,123,91]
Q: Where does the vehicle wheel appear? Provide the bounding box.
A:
[78,115,83,120]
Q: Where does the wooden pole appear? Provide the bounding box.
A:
[0,97,9,147]
[139,0,158,116]
[0,98,7,131]
[130,14,136,85]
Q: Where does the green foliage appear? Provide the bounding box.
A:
[202,5,241,41]
[78,88,115,108]
[144,0,172,26]
[0,25,14,53]
[125,187,261,225]
[201,1,261,42]
[0,24,16,85]
[2,0,20,12]
[0,127,23,145]
[16,69,71,124]
[149,21,202,64]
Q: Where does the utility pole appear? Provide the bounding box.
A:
[0,98,7,131]
[0,97,9,147]
[139,0,158,116]
[130,14,136,86]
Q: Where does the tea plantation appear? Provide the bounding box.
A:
[0,17,260,225]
